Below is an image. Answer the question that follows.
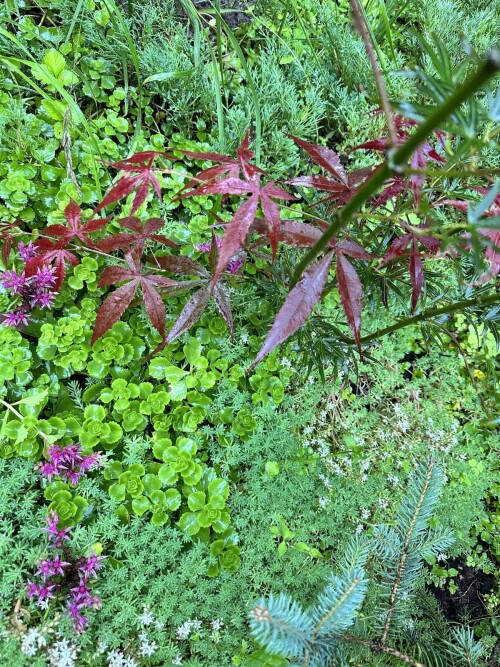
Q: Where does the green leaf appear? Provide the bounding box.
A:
[265,461,280,476]
[132,496,151,516]
[109,482,126,502]
[143,474,162,495]
[208,478,229,500]
[164,488,182,511]
[211,510,231,533]
[179,511,201,536]
[158,465,178,485]
[15,388,48,406]
[143,68,196,84]
[188,491,206,512]
[277,541,287,556]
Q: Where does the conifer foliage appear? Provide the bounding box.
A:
[248,460,473,667]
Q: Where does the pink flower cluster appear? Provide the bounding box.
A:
[1,242,56,326]
[196,235,244,274]
[36,443,101,485]
[27,512,105,633]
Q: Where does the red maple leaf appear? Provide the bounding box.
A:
[91,252,179,343]
[97,216,178,255]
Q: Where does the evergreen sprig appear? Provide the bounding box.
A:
[248,459,478,667]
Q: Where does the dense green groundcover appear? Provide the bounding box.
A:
[0,0,499,665]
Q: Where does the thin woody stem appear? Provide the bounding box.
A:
[348,0,397,146]
[290,51,500,287]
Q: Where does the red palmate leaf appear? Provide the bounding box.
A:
[92,252,179,343]
[95,152,172,215]
[97,217,177,255]
[91,279,139,344]
[249,251,334,371]
[260,193,281,260]
[336,252,363,351]
[213,194,260,284]
[39,200,109,250]
[287,135,348,186]
[378,234,413,268]
[337,240,373,260]
[409,238,423,314]
[165,283,211,345]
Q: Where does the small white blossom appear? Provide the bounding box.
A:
[37,598,50,610]
[191,618,202,632]
[139,640,157,657]
[21,628,46,657]
[280,357,292,368]
[154,620,164,631]
[176,621,193,640]
[303,426,313,435]
[378,498,389,509]
[107,649,126,667]
[123,657,138,667]
[211,618,224,632]
[355,524,364,535]
[437,553,448,562]
[210,631,221,644]
[172,654,183,665]
[139,606,154,627]
[361,508,370,521]
[318,497,330,510]
[49,638,78,667]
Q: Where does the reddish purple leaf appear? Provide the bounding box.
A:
[213,194,260,283]
[165,284,211,345]
[141,279,166,338]
[288,135,348,186]
[338,240,373,260]
[249,250,334,372]
[420,235,441,253]
[98,266,135,287]
[483,229,500,281]
[351,138,388,153]
[409,148,427,210]
[277,220,324,247]
[286,175,348,193]
[153,255,209,277]
[378,234,412,268]
[95,174,142,213]
[91,279,139,344]
[65,200,81,230]
[336,252,363,352]
[180,177,254,199]
[409,237,423,313]
[433,199,470,212]
[371,177,405,211]
[260,194,282,261]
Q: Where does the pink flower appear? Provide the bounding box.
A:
[1,270,26,293]
[67,601,88,633]
[42,511,72,547]
[33,266,56,288]
[78,552,106,579]
[2,309,29,326]
[18,241,38,261]
[30,290,55,309]
[70,580,92,606]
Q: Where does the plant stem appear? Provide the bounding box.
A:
[0,399,50,445]
[355,292,500,345]
[290,51,500,287]
[349,0,397,146]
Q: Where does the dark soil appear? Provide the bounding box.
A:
[193,0,253,29]
[427,555,495,623]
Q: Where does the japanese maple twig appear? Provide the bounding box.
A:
[353,292,500,345]
[290,51,500,287]
[348,0,397,146]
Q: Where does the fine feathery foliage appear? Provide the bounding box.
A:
[249,459,468,667]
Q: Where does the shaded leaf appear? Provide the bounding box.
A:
[409,237,423,313]
[166,284,212,345]
[91,279,139,344]
[336,253,363,351]
[153,254,209,277]
[250,251,334,371]
[214,194,259,283]
[378,234,412,268]
[288,135,348,186]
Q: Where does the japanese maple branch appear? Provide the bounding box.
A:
[351,292,500,345]
[348,0,397,146]
[290,50,500,287]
